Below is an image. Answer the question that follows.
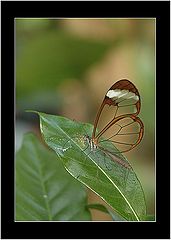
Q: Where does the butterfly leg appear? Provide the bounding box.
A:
[91,150,100,185]
[103,151,113,171]
[123,167,131,189]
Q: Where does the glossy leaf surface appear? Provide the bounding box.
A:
[36,112,147,221]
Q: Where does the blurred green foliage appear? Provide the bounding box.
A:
[16,20,112,99]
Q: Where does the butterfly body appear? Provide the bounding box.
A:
[84,135,98,151]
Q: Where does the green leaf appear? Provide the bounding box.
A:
[16,133,91,221]
[35,111,147,221]
[87,203,126,221]
[141,214,155,221]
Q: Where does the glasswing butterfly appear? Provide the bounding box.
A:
[84,79,144,169]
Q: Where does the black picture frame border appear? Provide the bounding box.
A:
[1,1,170,239]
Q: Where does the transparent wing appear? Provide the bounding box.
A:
[98,115,144,154]
[92,79,144,153]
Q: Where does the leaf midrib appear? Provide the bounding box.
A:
[35,147,52,220]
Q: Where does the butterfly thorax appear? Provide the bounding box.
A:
[84,135,98,151]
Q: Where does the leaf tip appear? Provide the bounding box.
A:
[25,109,39,114]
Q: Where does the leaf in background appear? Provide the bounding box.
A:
[35,112,147,221]
[16,133,91,221]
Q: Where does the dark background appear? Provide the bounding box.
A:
[2,1,170,239]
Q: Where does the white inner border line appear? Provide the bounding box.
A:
[14,17,156,223]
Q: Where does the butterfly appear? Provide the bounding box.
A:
[85,79,144,169]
